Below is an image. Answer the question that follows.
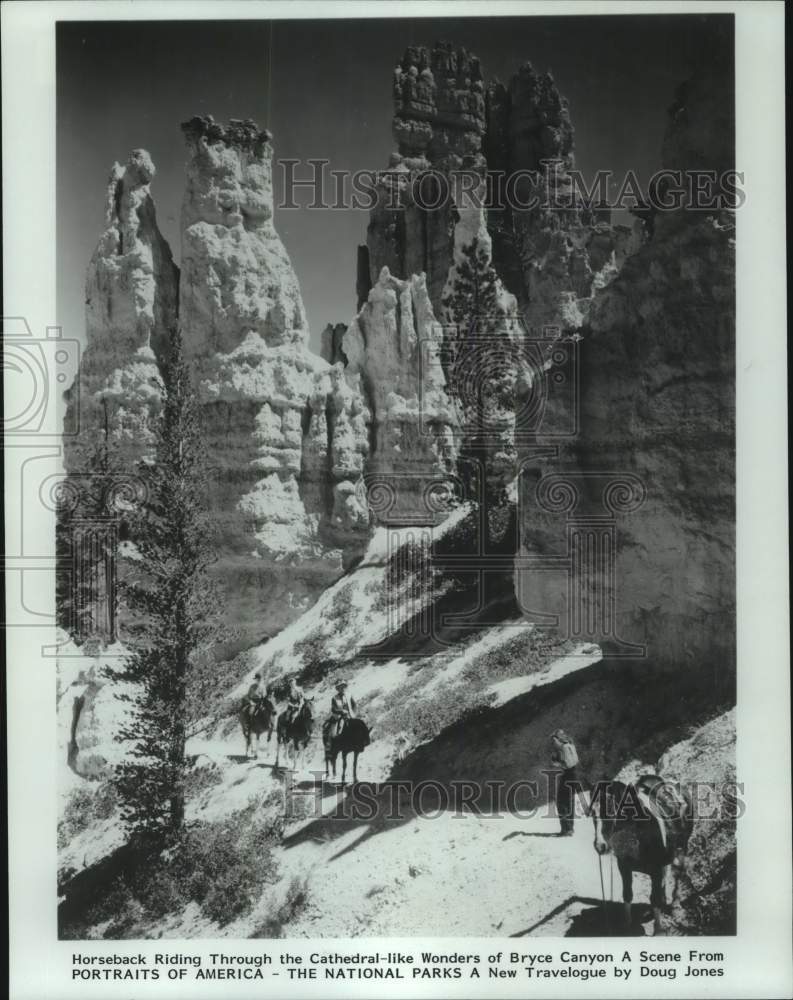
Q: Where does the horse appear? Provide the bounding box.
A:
[588,774,694,935]
[274,699,314,771]
[323,717,371,784]
[239,696,277,759]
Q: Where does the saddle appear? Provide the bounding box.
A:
[323,716,347,741]
[634,775,692,852]
[247,697,274,721]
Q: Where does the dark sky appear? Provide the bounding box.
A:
[57,14,732,353]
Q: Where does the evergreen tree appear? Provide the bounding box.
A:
[108,330,219,842]
[441,237,518,553]
[441,236,503,350]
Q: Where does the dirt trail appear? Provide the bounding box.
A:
[279,790,628,938]
[185,731,660,939]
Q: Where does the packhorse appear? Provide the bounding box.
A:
[323,717,371,784]
[275,699,314,771]
[588,774,693,935]
[239,695,277,759]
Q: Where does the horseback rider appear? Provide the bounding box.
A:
[326,680,357,740]
[283,677,305,726]
[244,672,266,720]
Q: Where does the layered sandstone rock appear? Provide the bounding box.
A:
[365,46,636,337]
[343,267,459,523]
[484,63,636,331]
[319,322,348,365]
[60,151,179,644]
[63,123,373,653]
[362,44,638,523]
[63,149,178,471]
[366,43,487,315]
[178,117,369,648]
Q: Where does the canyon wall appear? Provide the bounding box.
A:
[516,57,735,706]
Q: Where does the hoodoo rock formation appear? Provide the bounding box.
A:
[63,48,735,710]
[365,44,487,316]
[484,62,637,330]
[63,149,179,472]
[343,267,459,523]
[63,121,374,649]
[364,44,637,336]
[177,117,371,647]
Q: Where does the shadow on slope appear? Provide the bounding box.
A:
[388,656,733,809]
[281,656,732,859]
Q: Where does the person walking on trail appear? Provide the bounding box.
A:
[327,680,357,740]
[551,728,583,836]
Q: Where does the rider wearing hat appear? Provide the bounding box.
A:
[244,672,266,720]
[327,679,357,739]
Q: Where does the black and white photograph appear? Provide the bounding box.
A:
[3,1,790,997]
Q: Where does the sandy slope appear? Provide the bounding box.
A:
[178,718,663,940]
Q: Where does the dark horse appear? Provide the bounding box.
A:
[275,699,314,771]
[323,718,371,784]
[588,774,694,935]
[239,696,277,759]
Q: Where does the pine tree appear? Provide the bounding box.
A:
[441,237,518,553]
[441,237,503,349]
[108,330,220,842]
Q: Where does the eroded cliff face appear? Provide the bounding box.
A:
[365,45,637,339]
[343,267,460,523]
[485,62,643,332]
[63,150,178,472]
[63,122,376,653]
[516,60,735,708]
[366,44,486,315]
[361,43,641,526]
[177,117,369,648]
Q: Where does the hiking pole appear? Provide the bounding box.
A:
[610,853,614,902]
[598,852,611,933]
[598,853,606,905]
